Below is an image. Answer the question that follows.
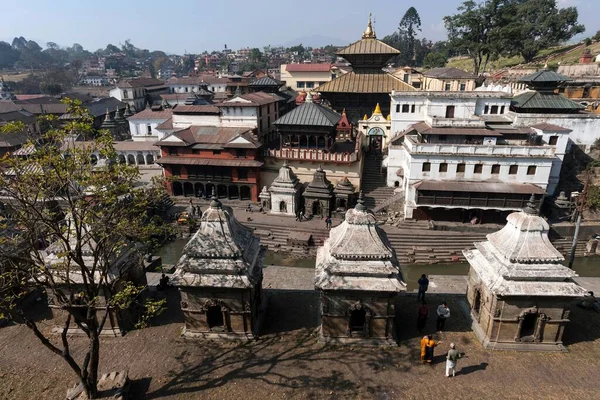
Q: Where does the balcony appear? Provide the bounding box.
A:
[404,137,556,158]
[426,116,485,128]
[265,148,358,163]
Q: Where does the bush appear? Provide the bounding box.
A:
[585,38,593,46]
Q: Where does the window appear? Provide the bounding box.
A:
[238,169,248,180]
[509,165,518,175]
[438,135,447,142]
[527,165,537,175]
[171,166,181,176]
[147,125,152,134]
[491,164,500,174]
[474,164,483,174]
[306,81,314,89]
[444,83,451,91]
[491,105,499,114]
[395,104,400,113]
[213,150,222,155]
[439,163,448,172]
[445,105,455,118]
[411,104,416,113]
[168,148,178,155]
[484,105,489,114]
[236,149,246,158]
[422,162,431,172]
[460,83,466,91]
[297,81,305,88]
[402,104,410,113]
[457,163,466,173]
[403,73,409,83]
[185,87,189,93]
[123,90,129,99]
[500,105,505,114]
[549,136,559,145]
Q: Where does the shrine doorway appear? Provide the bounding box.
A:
[172,182,183,196]
[520,312,538,341]
[207,306,224,331]
[349,309,366,334]
[279,201,287,213]
[473,289,482,321]
[312,201,322,216]
[369,136,382,152]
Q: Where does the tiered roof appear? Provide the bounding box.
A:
[172,193,264,289]
[270,161,302,194]
[333,176,355,197]
[314,193,406,292]
[303,166,333,200]
[463,197,586,297]
[274,97,341,127]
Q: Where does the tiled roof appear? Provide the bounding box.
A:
[0,132,28,148]
[249,76,283,87]
[167,76,204,85]
[127,108,173,120]
[424,67,476,79]
[155,118,174,130]
[316,71,415,93]
[61,140,160,152]
[0,110,35,124]
[59,98,126,119]
[200,75,229,84]
[512,91,584,111]
[530,123,571,133]
[156,156,263,168]
[116,78,166,88]
[172,105,220,114]
[274,102,340,127]
[337,38,400,56]
[415,180,546,195]
[159,126,256,147]
[222,92,279,107]
[285,64,332,73]
[518,70,571,84]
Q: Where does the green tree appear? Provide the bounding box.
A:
[0,41,20,68]
[0,100,171,398]
[507,0,584,63]
[399,7,422,64]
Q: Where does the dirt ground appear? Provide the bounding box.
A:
[1,291,599,400]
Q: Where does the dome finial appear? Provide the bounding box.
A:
[362,13,376,39]
[373,103,382,115]
[210,188,222,209]
[355,191,367,212]
[523,194,538,215]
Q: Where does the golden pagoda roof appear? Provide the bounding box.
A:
[337,38,400,56]
[316,71,415,94]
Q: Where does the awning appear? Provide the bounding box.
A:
[414,180,546,195]
[156,156,263,168]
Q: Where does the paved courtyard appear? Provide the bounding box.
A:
[1,289,600,399]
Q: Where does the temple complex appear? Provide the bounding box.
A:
[267,161,303,216]
[314,193,406,344]
[315,14,415,122]
[171,193,265,339]
[463,196,587,351]
[302,166,334,218]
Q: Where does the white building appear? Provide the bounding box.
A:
[127,108,173,142]
[386,90,570,222]
[219,92,279,137]
[167,76,228,95]
[80,76,109,86]
[109,78,168,112]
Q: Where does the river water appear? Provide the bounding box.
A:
[156,238,600,289]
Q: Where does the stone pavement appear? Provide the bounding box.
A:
[263,266,314,290]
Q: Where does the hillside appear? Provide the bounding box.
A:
[446,41,597,73]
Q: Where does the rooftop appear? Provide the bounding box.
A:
[284,64,332,73]
[116,78,166,88]
[273,101,340,127]
[316,71,415,94]
[423,67,477,79]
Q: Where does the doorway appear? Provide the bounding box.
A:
[349,309,366,334]
[520,313,538,341]
[312,201,322,216]
[207,305,224,331]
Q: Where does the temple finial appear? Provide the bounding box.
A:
[362,13,376,39]
[355,191,366,212]
[210,188,222,209]
[523,194,538,215]
[373,103,382,115]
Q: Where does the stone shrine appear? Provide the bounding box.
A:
[258,186,271,212]
[463,196,587,351]
[333,176,356,212]
[268,161,303,216]
[303,166,334,218]
[314,193,406,344]
[171,192,265,339]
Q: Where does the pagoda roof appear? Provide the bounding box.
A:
[269,162,303,194]
[316,70,416,94]
[274,101,341,127]
[303,167,333,199]
[171,196,264,289]
[518,70,571,84]
[337,38,400,57]
[512,90,584,111]
[333,177,355,196]
[249,76,283,87]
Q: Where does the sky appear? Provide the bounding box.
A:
[1,0,598,54]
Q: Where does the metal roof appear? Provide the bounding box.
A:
[273,101,340,127]
[316,71,415,93]
[415,181,546,195]
[530,123,572,133]
[512,91,584,111]
[411,122,503,137]
[249,76,283,87]
[285,64,332,72]
[518,70,571,83]
[337,38,400,56]
[423,67,476,79]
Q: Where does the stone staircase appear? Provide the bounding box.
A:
[361,152,395,210]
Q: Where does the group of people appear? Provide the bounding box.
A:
[417,274,464,376]
[295,210,305,221]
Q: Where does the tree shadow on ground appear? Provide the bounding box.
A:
[261,290,319,334]
[144,289,183,328]
[459,362,488,376]
[129,377,152,400]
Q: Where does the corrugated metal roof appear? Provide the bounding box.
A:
[316,71,415,93]
[415,181,546,195]
[337,38,400,56]
[530,123,572,133]
[172,105,220,114]
[156,156,263,168]
[273,102,340,127]
[512,91,584,110]
[518,70,571,83]
[127,108,173,120]
[249,76,283,87]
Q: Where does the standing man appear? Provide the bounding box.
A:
[446,343,462,377]
[417,274,429,302]
[436,301,450,332]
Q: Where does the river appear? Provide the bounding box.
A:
[156,238,600,289]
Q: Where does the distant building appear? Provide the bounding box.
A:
[422,67,477,92]
[280,63,333,92]
[80,76,109,86]
[109,78,168,112]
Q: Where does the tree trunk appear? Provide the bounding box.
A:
[87,332,100,398]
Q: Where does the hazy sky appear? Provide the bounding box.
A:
[1,0,598,54]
